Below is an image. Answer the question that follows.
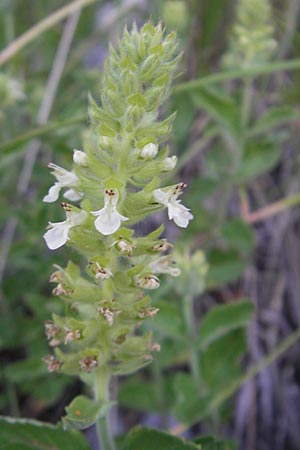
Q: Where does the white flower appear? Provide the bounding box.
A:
[43,209,87,250]
[153,183,193,228]
[150,256,181,277]
[163,155,177,171]
[43,163,82,203]
[91,188,128,235]
[140,143,158,160]
[73,150,88,167]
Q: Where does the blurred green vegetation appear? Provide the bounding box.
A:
[1,0,300,449]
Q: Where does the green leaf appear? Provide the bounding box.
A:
[207,249,246,287]
[200,329,247,391]
[63,395,114,430]
[123,427,201,450]
[189,86,242,137]
[118,378,160,412]
[150,300,185,338]
[4,357,46,383]
[172,373,211,423]
[0,416,91,450]
[249,107,300,137]
[235,140,281,181]
[172,94,196,144]
[221,219,255,254]
[194,435,235,450]
[197,300,254,350]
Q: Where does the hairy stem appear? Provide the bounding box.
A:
[182,294,202,392]
[94,368,116,450]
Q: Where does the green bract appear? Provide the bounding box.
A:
[43,23,193,381]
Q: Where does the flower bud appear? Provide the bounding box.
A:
[140,143,158,160]
[73,150,88,167]
[163,155,177,171]
[99,135,112,149]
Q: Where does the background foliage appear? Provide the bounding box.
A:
[1,1,300,449]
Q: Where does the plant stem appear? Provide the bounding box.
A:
[182,293,202,392]
[173,58,300,93]
[241,79,252,129]
[0,115,86,154]
[278,0,300,58]
[94,368,116,450]
[169,329,300,435]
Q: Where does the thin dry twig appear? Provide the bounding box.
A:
[0,0,97,66]
[0,11,81,282]
[239,188,300,224]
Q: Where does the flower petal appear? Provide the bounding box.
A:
[93,208,128,235]
[43,182,61,203]
[153,188,170,206]
[168,202,194,228]
[64,188,82,201]
[69,210,88,226]
[49,163,78,186]
[43,221,71,250]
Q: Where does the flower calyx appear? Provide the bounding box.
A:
[43,355,63,372]
[135,274,160,290]
[44,320,62,347]
[138,307,160,319]
[79,355,98,373]
[97,299,121,326]
[115,237,135,257]
[52,283,74,297]
[152,239,173,253]
[64,329,81,344]
[89,261,113,281]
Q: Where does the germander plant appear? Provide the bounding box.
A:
[42,22,193,449]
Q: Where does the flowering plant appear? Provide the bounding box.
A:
[42,22,193,448]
